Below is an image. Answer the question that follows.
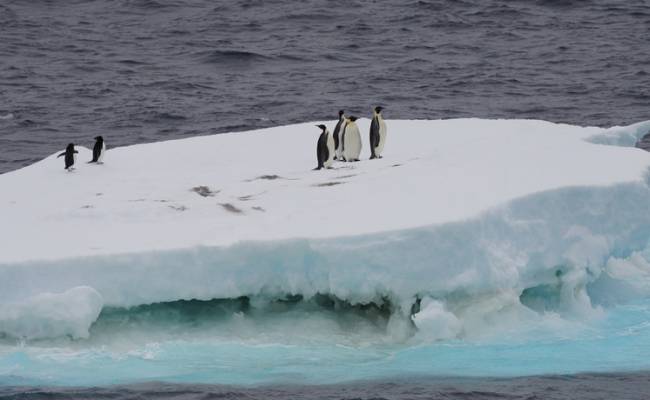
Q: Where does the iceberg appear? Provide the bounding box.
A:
[1,118,650,343]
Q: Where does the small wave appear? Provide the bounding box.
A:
[18,119,36,127]
[142,111,187,123]
[117,59,149,66]
[198,49,306,67]
[0,113,14,120]
[199,49,271,64]
[122,0,180,9]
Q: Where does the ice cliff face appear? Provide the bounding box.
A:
[1,119,650,340]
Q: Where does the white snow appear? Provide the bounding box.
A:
[1,118,650,339]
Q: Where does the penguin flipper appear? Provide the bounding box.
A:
[57,152,66,158]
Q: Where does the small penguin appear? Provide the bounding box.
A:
[88,136,106,164]
[341,116,362,162]
[332,110,345,160]
[369,106,387,159]
[57,143,78,171]
[315,124,334,170]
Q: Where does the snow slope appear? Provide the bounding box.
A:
[2,118,650,340]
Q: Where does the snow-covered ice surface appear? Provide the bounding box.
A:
[2,118,650,386]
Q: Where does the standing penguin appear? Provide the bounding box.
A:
[88,136,106,164]
[369,106,387,159]
[332,110,345,160]
[57,143,79,171]
[341,116,362,162]
[315,124,334,170]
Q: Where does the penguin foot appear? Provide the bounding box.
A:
[370,155,376,160]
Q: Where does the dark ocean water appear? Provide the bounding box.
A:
[2,373,650,400]
[1,0,649,174]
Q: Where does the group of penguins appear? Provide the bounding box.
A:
[57,107,386,172]
[58,136,106,170]
[314,106,387,170]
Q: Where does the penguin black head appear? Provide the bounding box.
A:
[338,110,344,117]
[316,124,327,131]
[374,106,384,113]
[348,116,358,122]
[66,143,75,151]
[95,136,103,141]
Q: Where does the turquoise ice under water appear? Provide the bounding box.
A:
[1,298,649,387]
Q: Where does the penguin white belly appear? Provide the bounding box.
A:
[376,119,387,156]
[98,143,106,163]
[344,123,362,161]
[324,133,334,168]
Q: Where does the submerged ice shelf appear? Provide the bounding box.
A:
[2,118,650,350]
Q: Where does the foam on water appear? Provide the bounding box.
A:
[1,298,650,386]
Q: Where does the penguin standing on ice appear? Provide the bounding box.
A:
[57,143,78,171]
[332,110,345,160]
[315,124,334,170]
[341,116,362,162]
[88,136,106,164]
[369,106,387,159]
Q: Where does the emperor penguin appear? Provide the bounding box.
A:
[369,106,387,159]
[57,143,78,171]
[88,136,106,164]
[332,110,345,160]
[341,116,361,162]
[315,124,334,170]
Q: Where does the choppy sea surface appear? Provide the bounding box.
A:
[1,0,649,174]
[2,0,650,398]
[2,373,650,400]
